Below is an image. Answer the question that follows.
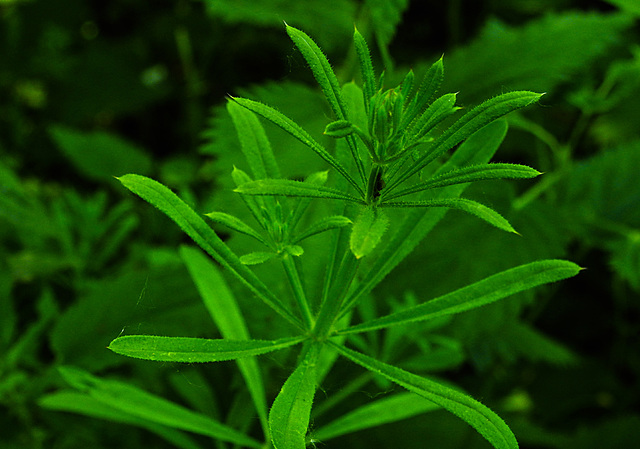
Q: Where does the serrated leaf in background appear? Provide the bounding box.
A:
[442,12,633,102]
[204,0,356,50]
[366,0,411,54]
[49,126,152,182]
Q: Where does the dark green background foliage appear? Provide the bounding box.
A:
[1,0,639,448]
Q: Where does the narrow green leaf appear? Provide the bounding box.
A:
[231,97,362,195]
[269,343,320,449]
[39,391,204,449]
[339,260,581,335]
[108,335,305,363]
[240,252,278,265]
[401,56,445,129]
[353,27,377,111]
[350,207,389,258]
[382,197,517,234]
[227,100,281,179]
[289,171,329,231]
[405,92,459,145]
[330,343,519,449]
[385,163,541,201]
[205,211,270,246]
[324,120,354,138]
[293,215,352,244]
[180,245,269,436]
[400,69,415,102]
[285,245,304,256]
[312,392,439,441]
[235,179,364,204]
[117,174,301,329]
[231,166,268,227]
[58,366,262,448]
[286,25,347,120]
[390,91,543,191]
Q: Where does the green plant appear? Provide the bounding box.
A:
[102,25,579,449]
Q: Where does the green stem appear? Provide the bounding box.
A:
[365,164,384,204]
[313,250,360,339]
[282,254,314,330]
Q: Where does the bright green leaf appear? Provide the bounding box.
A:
[331,343,519,449]
[382,197,517,234]
[339,260,581,335]
[324,120,354,138]
[108,335,305,363]
[401,56,445,129]
[240,252,278,265]
[205,211,270,246]
[353,26,377,111]
[227,100,281,180]
[231,97,362,194]
[390,91,542,191]
[269,343,320,449]
[286,25,347,120]
[385,163,541,201]
[350,207,389,258]
[405,92,459,145]
[293,215,353,244]
[58,366,262,448]
[39,391,204,449]
[179,245,269,436]
[312,392,439,441]
[235,179,364,204]
[285,245,305,257]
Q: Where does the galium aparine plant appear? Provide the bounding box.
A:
[105,25,581,449]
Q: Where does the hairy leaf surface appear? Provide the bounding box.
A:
[108,335,305,363]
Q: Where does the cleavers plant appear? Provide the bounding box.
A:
[108,25,580,449]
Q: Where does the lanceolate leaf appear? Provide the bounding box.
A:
[389,91,542,191]
[58,366,262,448]
[401,56,445,129]
[382,197,518,234]
[240,251,278,265]
[205,211,270,246]
[293,215,352,244]
[311,392,439,441]
[339,259,582,335]
[330,343,519,449]
[227,100,281,180]
[286,25,347,120]
[405,92,459,145]
[180,245,269,437]
[289,171,330,231]
[235,179,364,204]
[230,97,362,194]
[117,174,301,329]
[39,391,203,449]
[385,163,541,201]
[231,166,268,228]
[350,207,389,258]
[353,26,377,111]
[269,343,320,449]
[108,335,306,363]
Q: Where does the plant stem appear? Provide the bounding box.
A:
[282,253,314,330]
[365,163,384,204]
[313,249,360,339]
